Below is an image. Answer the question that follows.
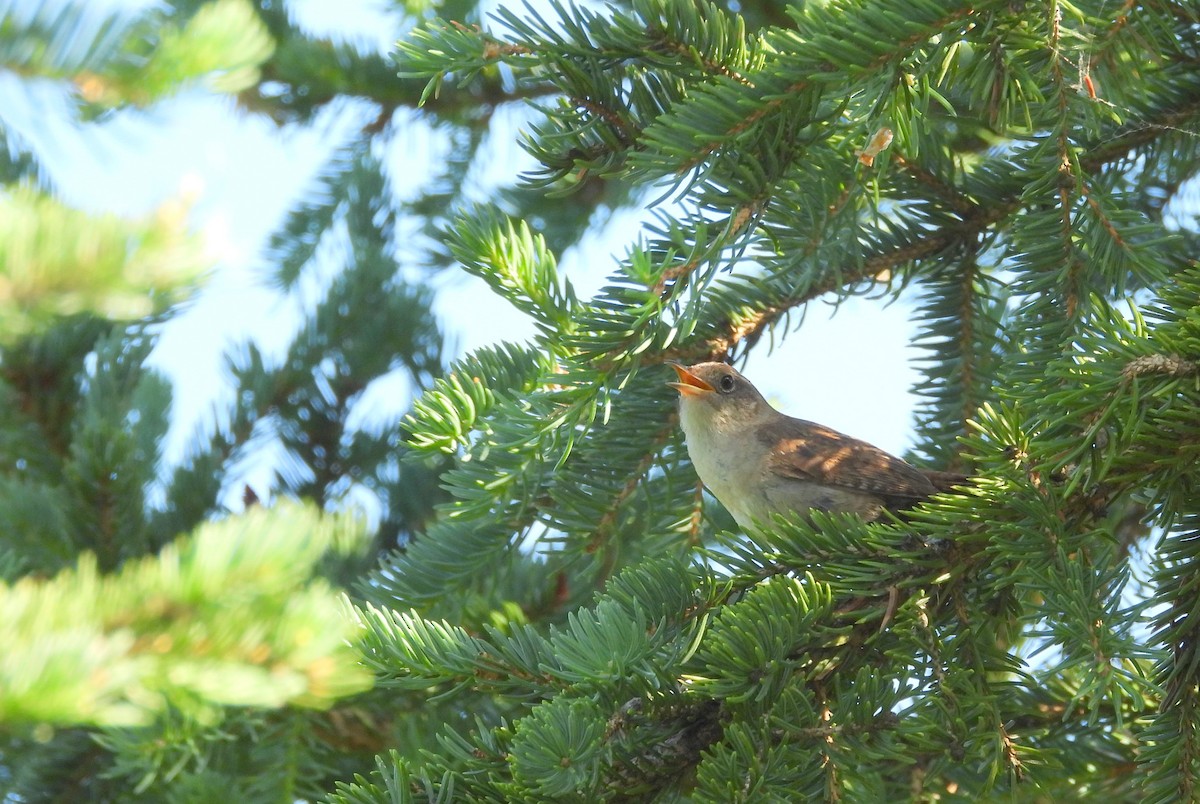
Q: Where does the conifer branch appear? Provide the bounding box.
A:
[1122,353,1198,381]
[693,204,1011,361]
[14,0,1200,795]
[586,417,677,558]
[892,154,976,217]
[953,258,983,458]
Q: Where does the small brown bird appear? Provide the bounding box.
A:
[669,362,947,531]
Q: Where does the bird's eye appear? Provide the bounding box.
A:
[718,374,736,393]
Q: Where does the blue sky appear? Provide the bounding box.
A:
[7,0,926,483]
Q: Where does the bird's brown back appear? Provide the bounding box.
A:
[756,417,938,510]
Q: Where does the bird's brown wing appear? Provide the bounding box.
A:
[757,416,936,507]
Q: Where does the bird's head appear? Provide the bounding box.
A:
[667,362,768,427]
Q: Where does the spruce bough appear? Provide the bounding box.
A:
[347,0,1200,800]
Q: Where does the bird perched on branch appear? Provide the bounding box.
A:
[668,362,958,531]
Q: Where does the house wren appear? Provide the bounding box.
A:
[669,362,943,531]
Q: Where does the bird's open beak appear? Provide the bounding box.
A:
[667,363,714,397]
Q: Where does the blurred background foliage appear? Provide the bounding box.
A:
[0,0,641,797]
